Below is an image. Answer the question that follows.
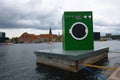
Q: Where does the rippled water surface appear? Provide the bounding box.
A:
[0,41,120,80]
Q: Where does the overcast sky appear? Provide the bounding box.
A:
[0,0,120,38]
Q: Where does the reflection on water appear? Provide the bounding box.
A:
[0,41,120,80]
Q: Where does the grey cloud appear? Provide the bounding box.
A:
[0,0,62,30]
[94,19,120,27]
[0,0,120,35]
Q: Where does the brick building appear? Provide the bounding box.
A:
[18,27,60,43]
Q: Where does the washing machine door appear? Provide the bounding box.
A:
[69,22,88,40]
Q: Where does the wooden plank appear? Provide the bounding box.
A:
[107,67,120,80]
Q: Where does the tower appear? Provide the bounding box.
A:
[49,27,52,34]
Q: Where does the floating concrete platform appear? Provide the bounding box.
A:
[35,47,109,72]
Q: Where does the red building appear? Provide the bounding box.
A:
[18,32,41,43]
[18,27,60,43]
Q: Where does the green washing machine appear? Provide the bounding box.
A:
[62,11,94,50]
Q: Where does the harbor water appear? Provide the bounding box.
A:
[0,41,120,80]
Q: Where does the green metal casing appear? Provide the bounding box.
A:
[62,11,94,50]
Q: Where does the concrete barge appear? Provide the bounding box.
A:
[35,47,109,72]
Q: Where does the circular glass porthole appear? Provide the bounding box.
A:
[69,22,88,40]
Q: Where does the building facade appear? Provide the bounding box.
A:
[94,32,101,40]
[17,28,61,43]
[0,32,9,43]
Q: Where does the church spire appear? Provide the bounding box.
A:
[49,27,52,34]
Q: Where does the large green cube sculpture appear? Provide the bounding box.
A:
[62,11,94,50]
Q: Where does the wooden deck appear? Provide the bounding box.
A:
[107,67,120,80]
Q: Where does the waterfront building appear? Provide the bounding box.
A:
[94,32,101,40]
[18,27,61,43]
[106,33,112,40]
[18,32,41,43]
[0,32,9,43]
[39,27,57,42]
